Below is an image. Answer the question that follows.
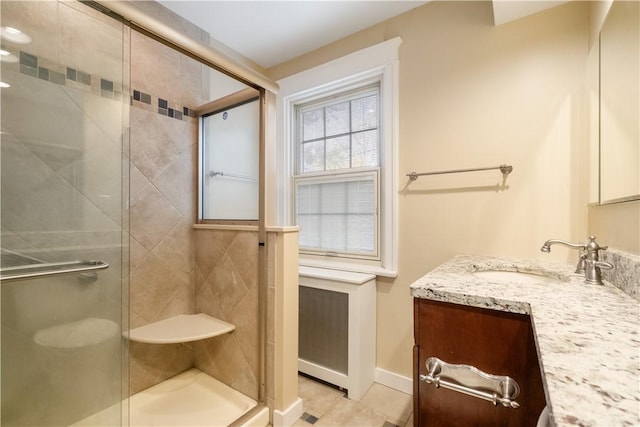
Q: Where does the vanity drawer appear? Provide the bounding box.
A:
[413,298,546,427]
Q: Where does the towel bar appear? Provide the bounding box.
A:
[407,164,513,181]
[0,260,109,282]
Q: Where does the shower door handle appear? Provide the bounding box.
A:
[419,356,521,409]
[0,260,109,282]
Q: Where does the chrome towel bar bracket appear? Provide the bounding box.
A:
[419,356,521,409]
[407,164,513,181]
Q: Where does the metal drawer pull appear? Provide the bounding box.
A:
[419,356,521,409]
[0,260,109,282]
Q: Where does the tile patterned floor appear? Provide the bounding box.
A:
[294,375,413,427]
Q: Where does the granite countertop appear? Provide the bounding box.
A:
[410,254,640,427]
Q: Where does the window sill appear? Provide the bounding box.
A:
[193,223,259,231]
[299,258,397,278]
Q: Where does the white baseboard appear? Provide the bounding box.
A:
[374,368,413,395]
[272,397,304,427]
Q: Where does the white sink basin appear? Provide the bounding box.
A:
[473,270,565,285]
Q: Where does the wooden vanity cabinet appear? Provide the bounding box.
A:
[413,298,547,427]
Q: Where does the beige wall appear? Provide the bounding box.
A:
[589,202,640,255]
[269,1,591,378]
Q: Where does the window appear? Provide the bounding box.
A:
[198,88,260,223]
[294,86,380,259]
[276,37,401,276]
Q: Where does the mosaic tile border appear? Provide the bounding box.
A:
[12,50,197,123]
[131,89,197,122]
[17,50,126,101]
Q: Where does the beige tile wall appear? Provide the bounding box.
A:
[1,1,124,83]
[127,12,261,400]
[193,229,260,400]
[128,29,201,395]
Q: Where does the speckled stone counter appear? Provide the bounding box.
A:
[410,255,640,427]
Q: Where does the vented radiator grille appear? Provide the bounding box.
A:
[299,285,348,374]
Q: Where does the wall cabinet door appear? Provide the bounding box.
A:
[413,299,546,427]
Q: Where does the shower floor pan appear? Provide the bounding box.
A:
[130,368,267,427]
[73,368,268,426]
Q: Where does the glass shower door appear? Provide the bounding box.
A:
[0,1,128,426]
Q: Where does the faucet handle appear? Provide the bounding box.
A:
[575,254,586,274]
[592,260,613,270]
[586,236,608,254]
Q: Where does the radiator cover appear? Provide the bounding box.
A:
[298,266,376,401]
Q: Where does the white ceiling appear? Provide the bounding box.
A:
[158,1,570,69]
[157,1,429,69]
[491,0,569,26]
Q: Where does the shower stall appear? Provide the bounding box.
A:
[0,1,289,426]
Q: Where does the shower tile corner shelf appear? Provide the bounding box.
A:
[127,313,235,344]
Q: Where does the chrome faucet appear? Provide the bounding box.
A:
[540,236,613,285]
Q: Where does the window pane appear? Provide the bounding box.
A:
[352,130,378,167]
[319,181,347,214]
[297,182,320,213]
[326,136,350,170]
[347,214,375,252]
[302,140,325,173]
[298,214,320,249]
[351,95,377,131]
[321,214,346,251]
[346,179,375,214]
[303,109,324,141]
[297,183,321,249]
[325,101,350,137]
[202,100,259,220]
[295,174,376,255]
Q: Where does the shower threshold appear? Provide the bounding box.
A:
[73,368,268,426]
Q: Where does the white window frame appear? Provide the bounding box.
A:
[275,37,401,277]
